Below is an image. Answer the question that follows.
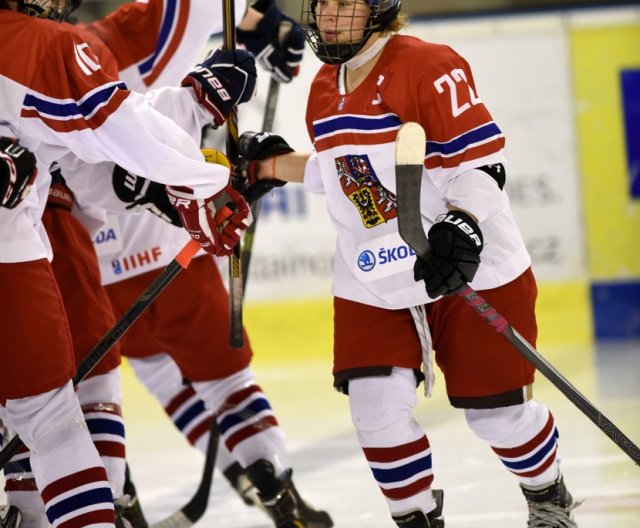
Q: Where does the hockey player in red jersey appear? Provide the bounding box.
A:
[72,0,332,524]
[235,1,581,527]
[0,0,332,526]
[0,0,256,526]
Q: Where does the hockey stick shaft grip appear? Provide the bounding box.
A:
[0,240,200,471]
[457,286,640,466]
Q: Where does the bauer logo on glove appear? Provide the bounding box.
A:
[414,209,483,299]
[166,149,252,257]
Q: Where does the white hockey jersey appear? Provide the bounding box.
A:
[304,34,531,309]
[0,10,232,263]
[68,0,247,283]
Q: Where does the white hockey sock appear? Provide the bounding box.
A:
[77,369,126,500]
[5,382,115,527]
[465,400,561,488]
[348,368,438,517]
[193,368,289,476]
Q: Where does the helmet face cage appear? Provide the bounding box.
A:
[18,0,73,21]
[302,0,400,65]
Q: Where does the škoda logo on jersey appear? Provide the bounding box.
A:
[335,154,396,228]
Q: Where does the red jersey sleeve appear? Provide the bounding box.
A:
[380,37,505,172]
[21,30,128,133]
[80,0,191,87]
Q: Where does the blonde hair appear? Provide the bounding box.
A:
[379,13,407,34]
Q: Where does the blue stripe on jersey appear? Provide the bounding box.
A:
[427,122,502,156]
[22,82,126,119]
[499,428,558,471]
[370,454,432,484]
[84,418,125,437]
[5,458,32,474]
[313,114,402,138]
[174,400,207,431]
[218,398,272,434]
[45,486,113,524]
[138,0,178,76]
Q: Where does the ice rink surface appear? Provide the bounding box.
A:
[118,340,640,528]
[1,318,638,528]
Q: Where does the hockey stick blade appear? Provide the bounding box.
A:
[149,421,220,528]
[394,122,640,467]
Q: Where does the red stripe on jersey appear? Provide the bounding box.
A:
[314,130,398,153]
[144,0,190,87]
[165,386,197,416]
[492,413,555,459]
[425,137,505,170]
[57,508,115,528]
[4,477,38,492]
[513,446,558,478]
[380,475,433,500]
[20,90,128,133]
[217,385,263,415]
[93,441,126,459]
[187,416,213,445]
[363,436,430,464]
[41,467,109,503]
[224,415,278,451]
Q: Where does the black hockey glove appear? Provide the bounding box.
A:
[112,165,182,227]
[238,131,292,195]
[236,0,305,83]
[414,210,483,299]
[182,49,257,126]
[0,137,37,209]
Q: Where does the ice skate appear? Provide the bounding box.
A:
[224,461,263,508]
[521,474,581,527]
[117,465,149,528]
[0,506,22,528]
[391,489,444,527]
[245,460,333,528]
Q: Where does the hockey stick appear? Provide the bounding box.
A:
[222,0,244,348]
[241,77,280,297]
[394,121,640,467]
[0,240,201,471]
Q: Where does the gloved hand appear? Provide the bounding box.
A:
[182,49,257,126]
[112,165,182,226]
[166,150,252,256]
[0,137,37,209]
[236,0,305,83]
[238,131,293,182]
[413,210,483,298]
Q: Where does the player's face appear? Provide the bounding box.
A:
[315,0,371,45]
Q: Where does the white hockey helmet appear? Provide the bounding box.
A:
[302,0,401,65]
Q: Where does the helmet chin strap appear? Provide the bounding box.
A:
[344,33,391,70]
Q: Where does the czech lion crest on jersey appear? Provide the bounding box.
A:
[335,154,397,228]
